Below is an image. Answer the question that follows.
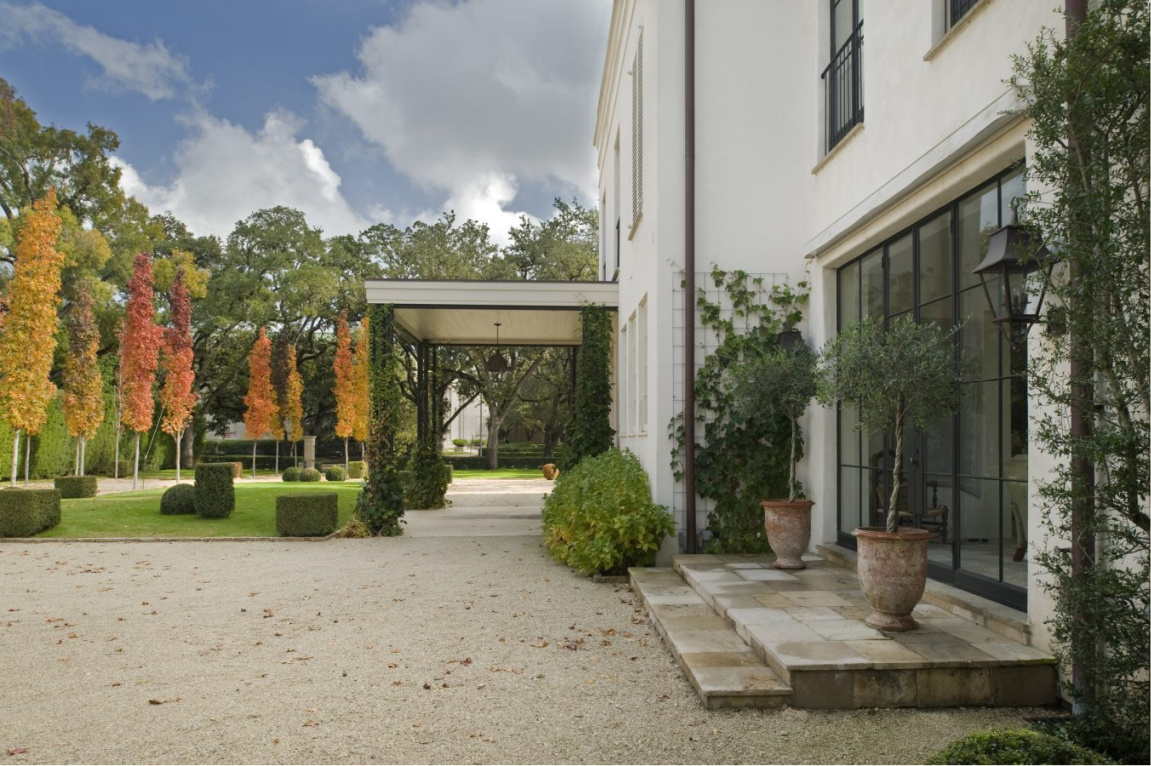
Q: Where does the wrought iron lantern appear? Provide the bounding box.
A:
[973,225,1052,344]
[485,322,509,380]
[776,328,803,351]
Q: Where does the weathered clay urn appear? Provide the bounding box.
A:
[761,499,814,570]
[853,527,931,631]
[541,463,559,481]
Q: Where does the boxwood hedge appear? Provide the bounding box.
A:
[300,468,322,482]
[54,475,98,499]
[928,729,1112,765]
[194,463,235,518]
[275,493,338,537]
[159,483,197,515]
[282,466,302,482]
[325,466,346,482]
[0,488,62,537]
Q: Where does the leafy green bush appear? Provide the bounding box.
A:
[1033,715,1148,765]
[159,483,197,515]
[452,438,468,449]
[194,463,235,518]
[325,466,346,482]
[347,460,366,479]
[0,488,62,536]
[542,449,674,575]
[54,475,98,499]
[282,466,302,482]
[275,493,338,537]
[562,306,615,470]
[927,728,1112,765]
[300,468,322,482]
[406,445,449,509]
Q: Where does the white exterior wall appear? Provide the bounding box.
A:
[595,0,1065,646]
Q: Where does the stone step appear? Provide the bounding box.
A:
[628,567,792,709]
[673,554,1058,710]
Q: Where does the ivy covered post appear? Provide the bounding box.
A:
[407,342,449,509]
[355,304,406,535]
[562,305,615,470]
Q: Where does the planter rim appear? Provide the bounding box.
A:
[853,526,931,541]
[761,498,815,510]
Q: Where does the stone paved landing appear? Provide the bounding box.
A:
[629,567,792,709]
[670,555,1058,709]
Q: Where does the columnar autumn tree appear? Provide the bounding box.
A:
[120,253,163,490]
[333,313,355,473]
[283,343,304,468]
[352,317,370,458]
[159,270,197,482]
[243,327,276,478]
[270,331,291,475]
[62,284,104,476]
[0,189,64,487]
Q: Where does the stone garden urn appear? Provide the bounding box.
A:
[761,499,814,569]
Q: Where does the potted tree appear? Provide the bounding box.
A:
[730,341,818,569]
[818,315,960,631]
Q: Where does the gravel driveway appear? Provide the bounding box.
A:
[0,479,1036,764]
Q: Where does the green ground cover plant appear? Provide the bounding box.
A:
[927,728,1111,765]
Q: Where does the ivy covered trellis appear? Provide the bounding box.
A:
[669,267,809,553]
[356,304,406,534]
[561,305,615,470]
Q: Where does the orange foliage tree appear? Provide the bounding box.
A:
[333,313,355,472]
[0,189,64,486]
[283,343,305,468]
[62,283,104,477]
[243,327,277,478]
[352,316,370,456]
[159,270,197,482]
[120,253,163,489]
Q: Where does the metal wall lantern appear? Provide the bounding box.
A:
[776,328,803,351]
[485,322,509,380]
[973,225,1052,344]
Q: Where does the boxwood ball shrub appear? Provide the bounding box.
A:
[542,448,674,576]
[927,729,1112,765]
[54,475,98,499]
[282,466,302,482]
[275,493,339,537]
[300,467,322,482]
[347,461,366,479]
[159,483,197,515]
[325,466,346,482]
[194,463,235,518]
[0,488,62,537]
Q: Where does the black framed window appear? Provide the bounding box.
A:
[823,0,864,151]
[948,0,980,29]
[835,165,1029,611]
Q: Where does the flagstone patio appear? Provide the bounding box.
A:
[629,554,1058,710]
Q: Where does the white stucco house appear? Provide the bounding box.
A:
[594,0,1068,652]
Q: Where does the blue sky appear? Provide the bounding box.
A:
[0,0,612,242]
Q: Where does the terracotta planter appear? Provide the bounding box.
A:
[853,526,931,631]
[761,499,814,570]
[541,463,559,481]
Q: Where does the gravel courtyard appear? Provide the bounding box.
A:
[0,479,1039,764]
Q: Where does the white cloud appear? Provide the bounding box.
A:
[313,0,611,241]
[115,110,368,239]
[0,2,193,100]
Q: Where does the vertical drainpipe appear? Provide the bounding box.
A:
[684,0,697,553]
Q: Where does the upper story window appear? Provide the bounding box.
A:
[630,30,644,231]
[947,0,980,30]
[822,0,864,152]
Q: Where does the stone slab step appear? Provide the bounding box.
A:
[672,555,1058,710]
[628,567,792,709]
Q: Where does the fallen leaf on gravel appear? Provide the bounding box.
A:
[302,720,318,727]
[460,657,472,665]
[422,683,431,690]
[111,682,121,687]
[391,681,403,686]
[7,748,29,755]
[148,697,181,705]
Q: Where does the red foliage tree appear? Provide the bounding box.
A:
[243,327,277,478]
[333,313,355,472]
[120,253,163,489]
[62,284,104,476]
[159,270,197,482]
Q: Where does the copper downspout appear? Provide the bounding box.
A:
[684,0,697,553]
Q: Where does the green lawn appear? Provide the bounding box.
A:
[452,468,545,480]
[40,483,361,538]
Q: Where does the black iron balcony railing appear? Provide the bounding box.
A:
[950,0,979,28]
[821,20,864,152]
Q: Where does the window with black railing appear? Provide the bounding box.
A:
[823,0,863,152]
[948,0,980,29]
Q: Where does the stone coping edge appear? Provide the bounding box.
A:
[1,532,341,544]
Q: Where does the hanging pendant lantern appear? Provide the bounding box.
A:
[485,322,509,379]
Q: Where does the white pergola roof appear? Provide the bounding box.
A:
[364,279,619,346]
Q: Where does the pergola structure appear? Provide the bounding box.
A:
[364,279,619,445]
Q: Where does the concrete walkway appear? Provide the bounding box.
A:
[405,478,550,537]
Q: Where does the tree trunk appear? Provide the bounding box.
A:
[80,437,87,477]
[275,440,280,476]
[887,410,904,534]
[24,434,30,486]
[788,417,798,503]
[75,440,81,476]
[344,437,349,474]
[181,427,194,471]
[292,440,298,468]
[175,429,183,483]
[486,415,502,470]
[114,423,121,479]
[133,432,140,490]
[252,441,257,479]
[10,429,19,488]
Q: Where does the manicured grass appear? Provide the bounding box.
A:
[452,468,547,480]
[39,483,361,538]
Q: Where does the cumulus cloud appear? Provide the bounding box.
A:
[313,0,611,240]
[0,1,193,100]
[116,110,368,238]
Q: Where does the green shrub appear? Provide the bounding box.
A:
[325,466,346,482]
[347,460,366,479]
[0,488,62,537]
[542,448,674,576]
[116,460,131,477]
[275,493,339,537]
[194,463,235,518]
[282,466,302,482]
[159,483,197,515]
[300,468,322,482]
[406,445,449,510]
[54,475,98,499]
[928,729,1112,765]
[451,438,468,449]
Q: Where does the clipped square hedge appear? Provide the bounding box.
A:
[275,493,338,537]
[0,488,62,537]
[54,475,98,499]
[347,461,366,479]
[194,463,235,518]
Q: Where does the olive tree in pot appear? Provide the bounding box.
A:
[730,341,818,569]
[818,315,960,631]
